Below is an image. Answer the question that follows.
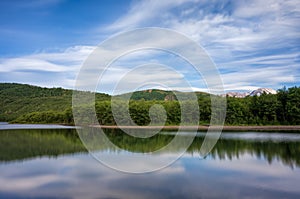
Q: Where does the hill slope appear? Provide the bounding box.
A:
[115,89,210,101]
[0,83,110,122]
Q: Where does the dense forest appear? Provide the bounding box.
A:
[0,83,110,122]
[0,83,299,125]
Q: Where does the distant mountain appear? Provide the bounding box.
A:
[249,88,277,96]
[222,88,277,98]
[222,92,250,98]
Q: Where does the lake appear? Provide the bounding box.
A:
[0,125,300,199]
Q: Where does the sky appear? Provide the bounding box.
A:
[0,0,299,93]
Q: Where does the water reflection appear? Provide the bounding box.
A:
[0,128,300,198]
[1,129,300,168]
[0,129,86,162]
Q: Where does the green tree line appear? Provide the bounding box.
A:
[1,83,299,125]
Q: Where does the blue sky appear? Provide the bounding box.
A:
[0,0,299,93]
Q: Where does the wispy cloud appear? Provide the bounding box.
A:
[103,0,300,91]
[1,0,299,92]
[0,46,94,88]
[105,0,199,31]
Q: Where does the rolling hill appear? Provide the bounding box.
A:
[0,83,110,122]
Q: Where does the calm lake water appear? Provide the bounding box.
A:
[0,125,300,199]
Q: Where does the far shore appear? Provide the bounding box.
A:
[2,122,300,131]
[92,125,300,131]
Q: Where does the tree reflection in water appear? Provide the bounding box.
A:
[0,128,299,168]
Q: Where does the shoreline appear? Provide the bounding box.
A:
[2,122,300,131]
[93,125,300,131]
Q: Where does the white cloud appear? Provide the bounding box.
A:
[97,63,191,95]
[105,0,199,31]
[0,58,69,72]
[1,0,299,92]
[0,154,188,199]
[0,175,61,191]
[221,65,296,91]
[0,45,94,88]
[233,0,300,19]
[103,0,300,91]
[206,154,300,194]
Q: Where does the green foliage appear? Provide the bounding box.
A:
[115,89,175,101]
[1,83,300,125]
[0,83,110,122]
[224,86,300,125]
[285,87,300,124]
[14,109,74,124]
[226,97,249,125]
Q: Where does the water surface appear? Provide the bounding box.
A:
[0,127,299,199]
[0,122,76,130]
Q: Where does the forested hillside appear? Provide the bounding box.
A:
[0,83,110,123]
[0,83,299,125]
[115,89,210,101]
